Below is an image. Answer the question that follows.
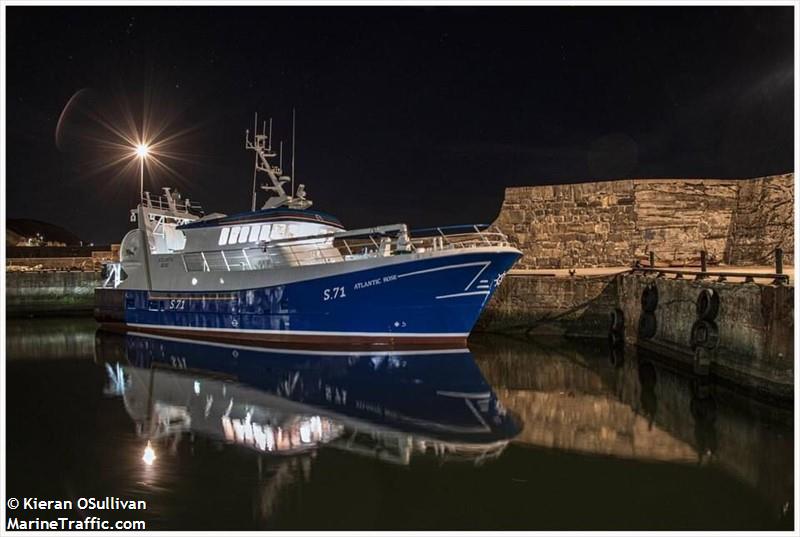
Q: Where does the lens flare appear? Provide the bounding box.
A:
[54,86,207,198]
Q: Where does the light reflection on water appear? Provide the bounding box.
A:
[5,317,794,530]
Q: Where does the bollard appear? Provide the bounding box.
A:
[696,250,708,280]
[649,251,655,268]
[774,247,784,285]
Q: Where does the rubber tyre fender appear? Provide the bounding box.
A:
[690,319,720,350]
[696,288,720,321]
[641,283,659,313]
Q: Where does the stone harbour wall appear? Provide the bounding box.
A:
[726,176,794,265]
[475,273,618,337]
[477,271,794,398]
[494,173,793,269]
[616,273,794,398]
[6,271,102,315]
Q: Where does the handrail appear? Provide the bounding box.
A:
[634,247,789,284]
[140,192,203,214]
[632,266,790,284]
[180,228,512,273]
[257,223,409,248]
[255,224,508,250]
[410,223,491,235]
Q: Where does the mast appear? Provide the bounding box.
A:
[245,113,312,211]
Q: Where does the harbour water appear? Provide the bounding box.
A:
[5,317,793,530]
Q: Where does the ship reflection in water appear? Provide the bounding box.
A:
[98,330,520,468]
[4,318,793,530]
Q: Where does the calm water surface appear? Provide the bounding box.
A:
[5,317,794,530]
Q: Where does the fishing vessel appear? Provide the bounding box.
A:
[95,118,521,346]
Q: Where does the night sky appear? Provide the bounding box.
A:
[5,6,795,245]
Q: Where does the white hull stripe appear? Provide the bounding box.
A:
[127,323,469,338]
[435,291,490,300]
[464,262,492,290]
[126,330,469,356]
[396,261,488,279]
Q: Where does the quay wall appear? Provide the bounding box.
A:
[5,271,101,315]
[474,273,618,337]
[494,173,793,269]
[478,272,794,399]
[617,273,793,398]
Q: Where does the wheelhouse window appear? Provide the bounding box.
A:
[258,224,272,242]
[228,226,241,244]
[249,225,261,243]
[218,227,230,246]
[238,226,251,244]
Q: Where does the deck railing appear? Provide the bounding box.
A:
[141,191,203,215]
[632,247,790,285]
[179,225,511,274]
[98,225,512,286]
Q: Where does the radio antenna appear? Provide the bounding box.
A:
[291,108,296,198]
[279,141,283,172]
[250,112,259,211]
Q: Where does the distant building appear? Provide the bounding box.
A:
[6,219,117,272]
[6,219,84,247]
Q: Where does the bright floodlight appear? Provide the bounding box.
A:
[135,143,149,158]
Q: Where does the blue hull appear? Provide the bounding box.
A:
[110,251,519,344]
